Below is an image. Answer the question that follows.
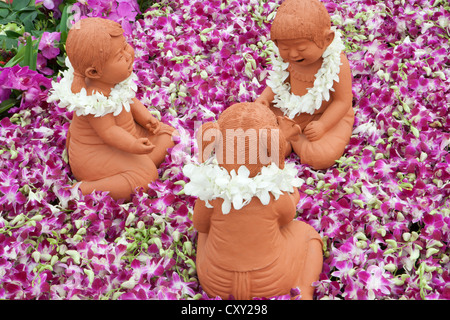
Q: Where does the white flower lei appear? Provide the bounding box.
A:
[47,57,138,117]
[182,159,303,214]
[266,28,345,118]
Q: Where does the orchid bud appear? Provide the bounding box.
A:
[76,227,86,235]
[72,234,83,242]
[185,258,196,269]
[348,268,356,276]
[125,213,135,226]
[127,241,137,252]
[40,253,52,262]
[411,231,419,242]
[356,240,367,249]
[402,232,411,241]
[384,263,396,273]
[137,221,145,230]
[150,237,162,249]
[47,238,58,245]
[31,214,43,222]
[352,199,364,208]
[65,250,81,264]
[369,243,379,253]
[9,148,18,160]
[84,269,95,286]
[112,291,124,300]
[393,277,404,286]
[433,71,445,80]
[172,230,181,243]
[355,232,367,241]
[410,126,420,138]
[385,239,397,248]
[32,251,41,263]
[10,214,25,226]
[316,180,325,190]
[426,240,443,248]
[426,248,439,258]
[121,278,136,290]
[50,255,58,266]
[183,241,193,256]
[344,187,354,194]
[377,228,386,237]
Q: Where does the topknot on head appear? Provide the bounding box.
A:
[270,0,331,48]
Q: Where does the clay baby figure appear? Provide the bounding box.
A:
[255,0,354,170]
[183,102,323,300]
[48,18,175,201]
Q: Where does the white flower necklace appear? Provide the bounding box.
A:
[266,28,345,118]
[182,159,303,214]
[47,57,138,117]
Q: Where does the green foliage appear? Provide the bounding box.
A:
[0,1,76,69]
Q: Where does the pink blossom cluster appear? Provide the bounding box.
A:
[0,0,449,300]
[37,32,61,75]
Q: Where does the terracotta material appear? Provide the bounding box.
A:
[63,18,175,201]
[192,102,323,300]
[256,0,354,170]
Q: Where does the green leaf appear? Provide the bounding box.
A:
[58,4,70,33]
[4,44,26,67]
[0,2,11,9]
[0,8,8,18]
[57,4,71,43]
[0,12,17,25]
[0,98,18,115]
[4,30,22,38]
[0,35,19,50]
[12,0,30,11]
[19,10,37,32]
[23,36,33,68]
[22,35,39,71]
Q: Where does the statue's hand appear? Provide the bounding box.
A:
[132,137,155,154]
[145,116,161,135]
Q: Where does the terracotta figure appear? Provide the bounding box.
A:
[48,18,175,201]
[183,102,323,300]
[256,0,354,170]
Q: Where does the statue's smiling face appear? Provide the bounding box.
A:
[276,37,327,67]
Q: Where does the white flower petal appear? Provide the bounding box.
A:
[183,161,301,214]
[47,57,137,117]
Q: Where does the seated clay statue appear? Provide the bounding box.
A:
[48,17,175,201]
[255,0,354,170]
[182,102,323,300]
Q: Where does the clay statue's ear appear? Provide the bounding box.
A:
[324,29,335,47]
[85,67,102,79]
[196,122,221,163]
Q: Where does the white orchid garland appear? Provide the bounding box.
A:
[266,28,345,118]
[182,159,303,214]
[47,57,138,117]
